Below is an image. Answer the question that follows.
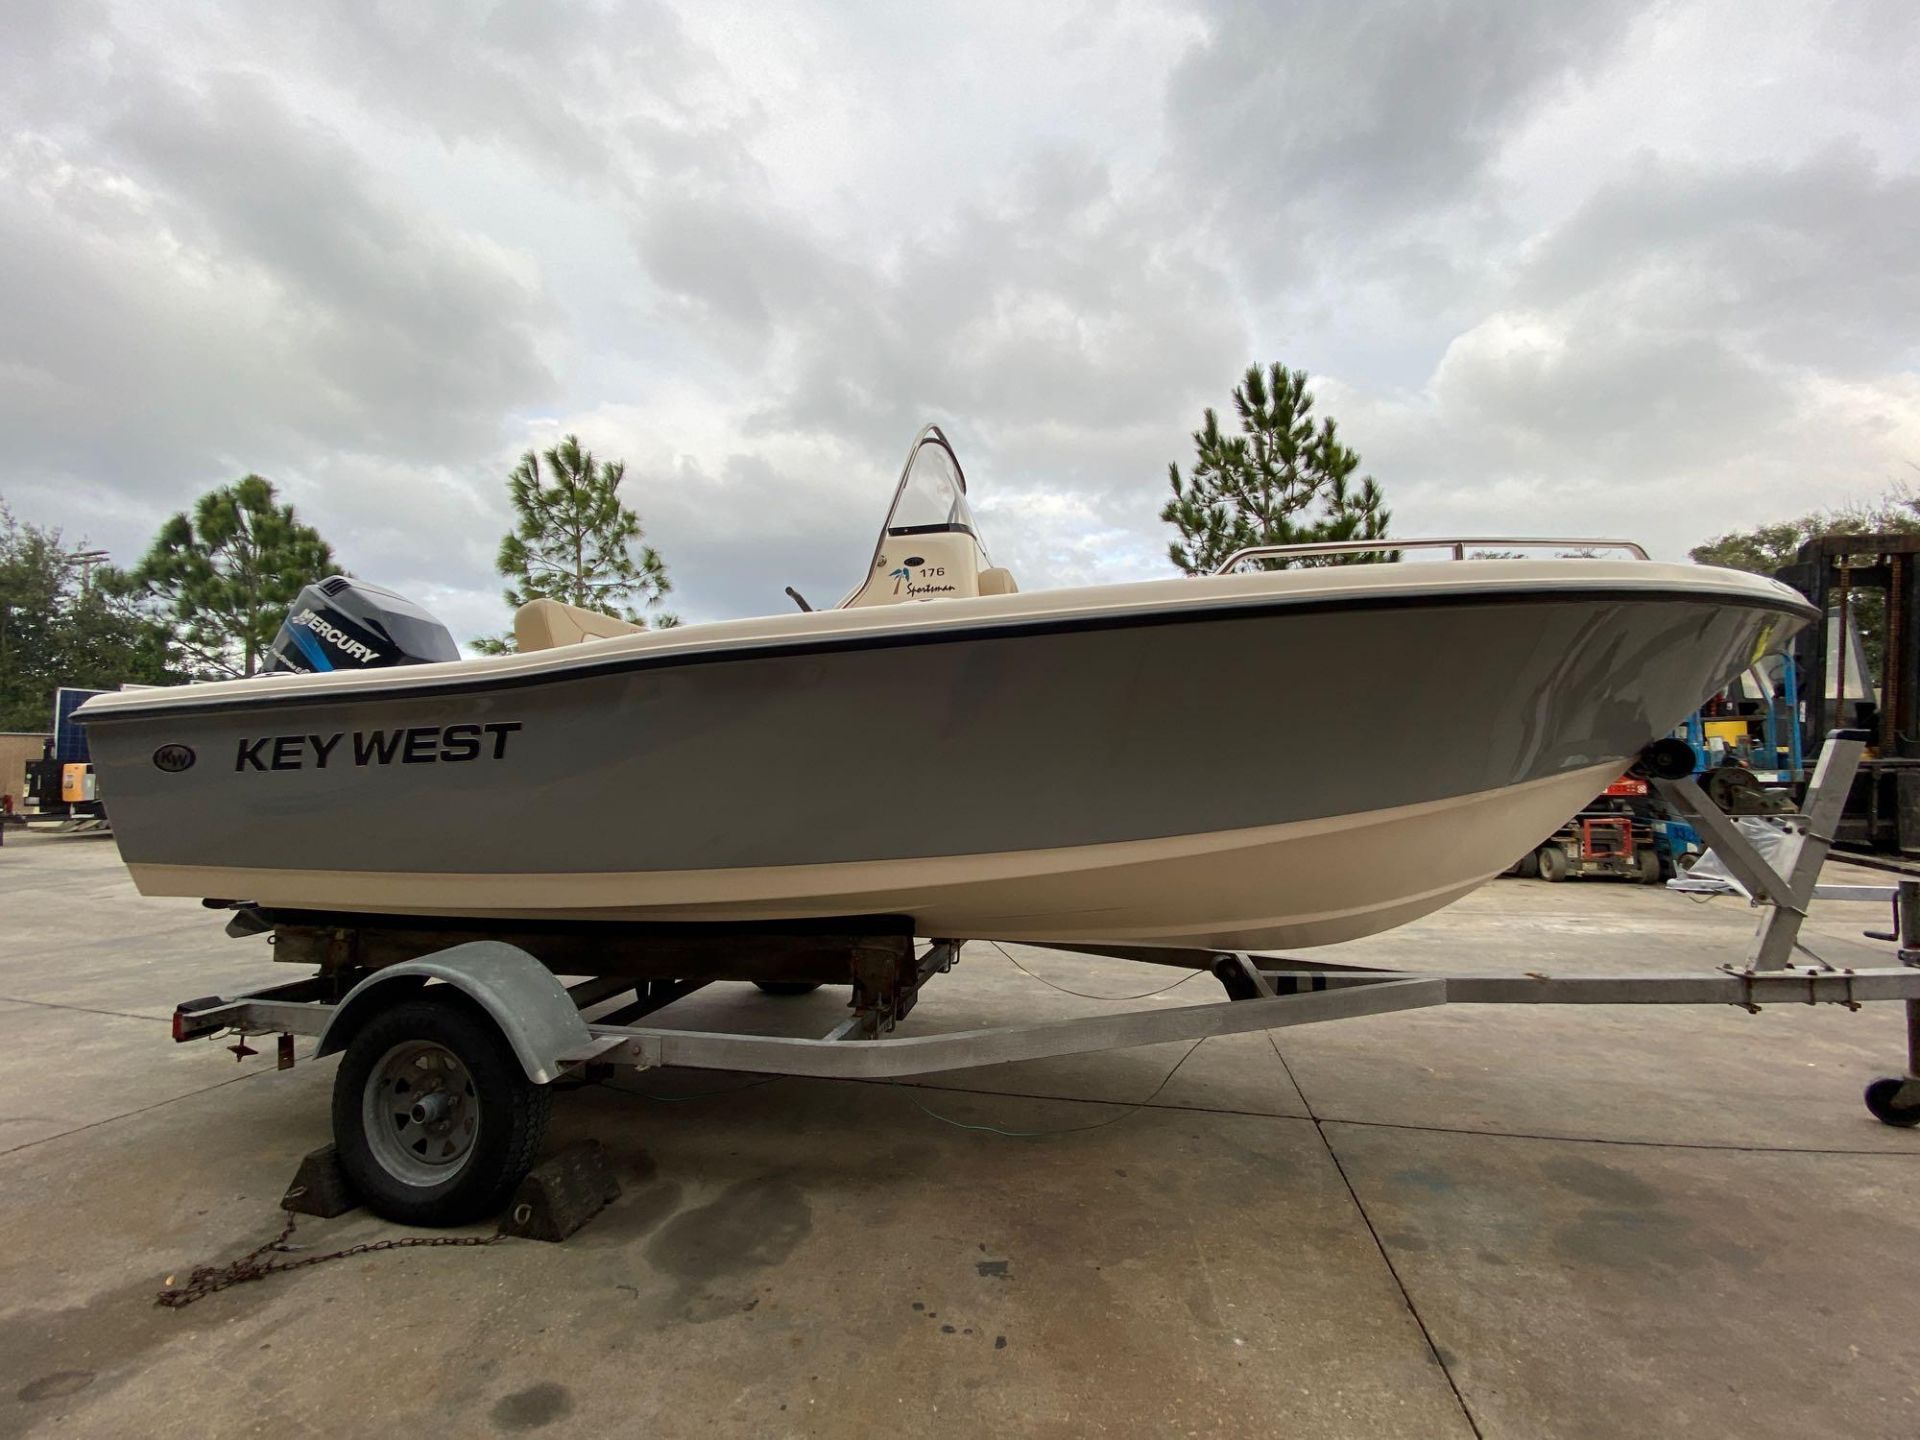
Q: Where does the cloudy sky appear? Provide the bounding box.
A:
[4,0,1917,640]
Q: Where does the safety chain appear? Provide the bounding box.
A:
[156,1209,508,1308]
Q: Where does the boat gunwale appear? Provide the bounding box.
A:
[79,577,1817,724]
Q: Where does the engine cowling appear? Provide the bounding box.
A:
[264,576,459,675]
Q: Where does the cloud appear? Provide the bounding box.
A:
[0,0,1917,647]
[1163,0,1653,250]
[0,67,556,478]
[1516,143,1920,373]
[1310,134,1920,558]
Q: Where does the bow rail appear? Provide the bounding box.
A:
[1214,537,1651,574]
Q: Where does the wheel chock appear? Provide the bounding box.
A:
[498,1140,621,1243]
[281,1144,360,1218]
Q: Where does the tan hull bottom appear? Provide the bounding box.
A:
[128,761,1620,950]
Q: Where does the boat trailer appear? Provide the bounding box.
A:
[171,733,1920,1227]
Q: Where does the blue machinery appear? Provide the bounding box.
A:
[1678,655,1804,782]
[1657,658,1806,873]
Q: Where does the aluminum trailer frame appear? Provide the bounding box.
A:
[164,733,1920,1223]
[176,734,1920,1109]
[179,956,1920,1083]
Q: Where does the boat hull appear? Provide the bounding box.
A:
[81,568,1812,949]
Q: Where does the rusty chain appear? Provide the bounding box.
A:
[156,1209,508,1308]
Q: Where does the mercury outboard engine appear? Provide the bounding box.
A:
[264,576,460,675]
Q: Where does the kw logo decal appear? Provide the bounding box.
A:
[235,722,522,771]
[152,744,196,773]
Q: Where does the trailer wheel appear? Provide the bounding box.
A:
[1636,849,1663,884]
[1864,1077,1920,1128]
[1537,845,1570,883]
[753,981,822,996]
[332,996,550,1226]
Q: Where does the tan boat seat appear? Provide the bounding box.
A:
[514,598,646,653]
[978,567,1019,596]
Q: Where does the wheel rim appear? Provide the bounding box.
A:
[362,1040,481,1187]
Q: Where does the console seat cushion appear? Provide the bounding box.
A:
[513,598,645,652]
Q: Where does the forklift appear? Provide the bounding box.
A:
[1774,532,1920,855]
[1514,776,1664,883]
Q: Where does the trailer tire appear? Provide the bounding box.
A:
[1636,849,1663,884]
[753,981,822,996]
[1537,845,1570,883]
[332,996,550,1227]
[1864,1077,1920,1128]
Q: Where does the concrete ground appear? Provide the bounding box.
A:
[2,832,1918,1439]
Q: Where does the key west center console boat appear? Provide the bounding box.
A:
[78,427,1816,951]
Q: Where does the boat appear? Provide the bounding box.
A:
[77,426,1818,951]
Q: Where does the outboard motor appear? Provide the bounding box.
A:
[264,576,460,675]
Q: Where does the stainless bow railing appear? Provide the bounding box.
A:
[1212,537,1650,574]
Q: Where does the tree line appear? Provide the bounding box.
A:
[0,439,671,732]
[3,354,1404,736]
[1690,489,1920,678]
[0,504,175,731]
[5,357,1896,735]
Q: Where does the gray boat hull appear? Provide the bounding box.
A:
[80,575,1811,948]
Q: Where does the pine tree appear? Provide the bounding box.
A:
[476,436,673,652]
[1161,363,1390,574]
[125,476,336,678]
